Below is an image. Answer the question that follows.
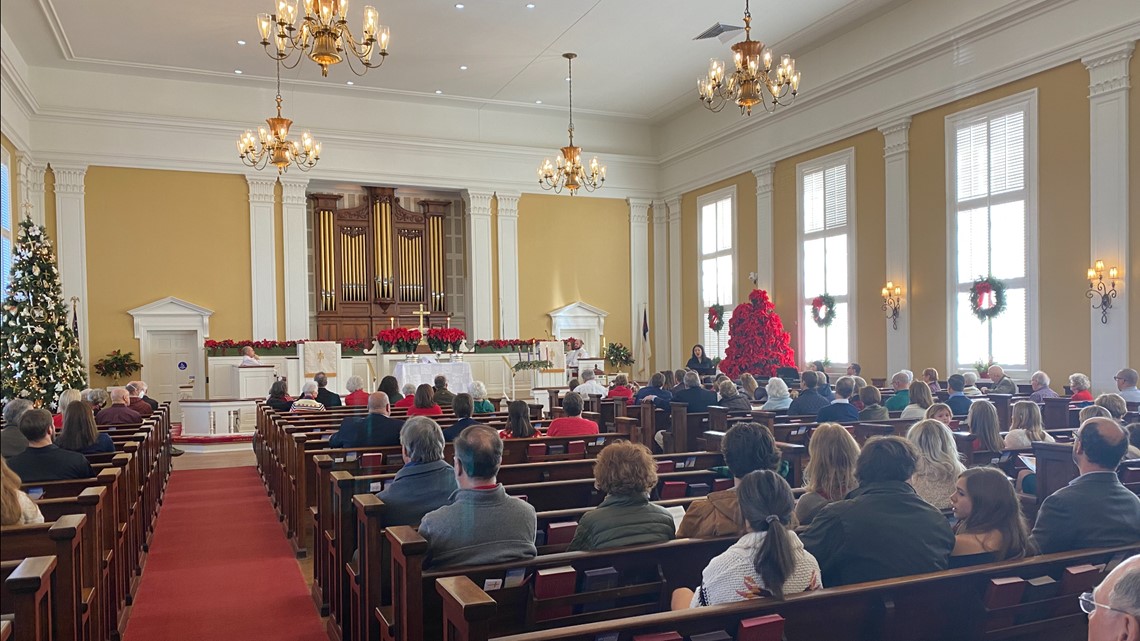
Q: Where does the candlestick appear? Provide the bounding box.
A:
[389,317,395,329]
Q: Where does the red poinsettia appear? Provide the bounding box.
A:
[474,338,536,351]
[426,327,467,350]
[377,328,423,352]
[718,289,797,378]
[203,339,299,354]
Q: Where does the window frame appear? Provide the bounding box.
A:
[944,89,1039,378]
[1,146,12,298]
[696,184,737,360]
[795,147,857,367]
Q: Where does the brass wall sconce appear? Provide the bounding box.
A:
[882,281,902,330]
[1087,260,1118,325]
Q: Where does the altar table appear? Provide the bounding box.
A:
[393,361,474,395]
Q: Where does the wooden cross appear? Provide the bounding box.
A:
[412,304,431,334]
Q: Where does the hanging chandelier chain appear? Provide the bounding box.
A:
[537,52,605,195]
[566,54,574,143]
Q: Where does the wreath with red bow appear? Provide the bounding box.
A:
[969,276,1007,321]
[811,293,836,327]
[707,304,725,333]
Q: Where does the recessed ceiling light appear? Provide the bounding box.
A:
[526,3,535,7]
[346,81,354,85]
[234,69,243,74]
[459,65,468,70]
[436,89,443,94]
[535,100,542,104]
[237,40,247,46]
[455,3,464,7]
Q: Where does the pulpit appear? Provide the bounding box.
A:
[180,398,258,436]
[233,365,278,399]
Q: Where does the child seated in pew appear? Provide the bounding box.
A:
[0,459,44,525]
[1003,401,1055,450]
[795,423,859,526]
[965,400,1003,453]
[906,420,965,510]
[671,470,822,609]
[567,441,675,551]
[948,467,1034,568]
[924,403,953,426]
[57,401,115,455]
[499,400,537,439]
[857,386,888,421]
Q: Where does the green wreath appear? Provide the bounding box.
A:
[707,304,725,333]
[810,293,836,328]
[968,276,1007,321]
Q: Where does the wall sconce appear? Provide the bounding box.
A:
[1087,259,1118,324]
[881,281,902,330]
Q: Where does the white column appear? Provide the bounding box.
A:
[666,196,683,369]
[463,190,495,339]
[652,201,669,371]
[751,163,775,295]
[16,154,46,227]
[496,192,521,339]
[52,164,90,370]
[246,175,278,340]
[628,198,651,362]
[1083,44,1132,393]
[879,118,912,375]
[280,176,311,340]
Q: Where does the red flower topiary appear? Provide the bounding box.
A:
[718,289,797,379]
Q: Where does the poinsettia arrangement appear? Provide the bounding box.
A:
[204,339,299,354]
[426,327,466,351]
[718,289,797,378]
[377,328,422,353]
[339,338,373,353]
[474,339,536,351]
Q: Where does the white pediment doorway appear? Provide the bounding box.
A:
[128,297,213,420]
[549,302,608,358]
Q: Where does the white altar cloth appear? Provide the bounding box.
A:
[394,362,474,394]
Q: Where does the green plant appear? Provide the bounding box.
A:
[513,359,553,372]
[604,342,634,369]
[973,358,996,377]
[93,350,143,381]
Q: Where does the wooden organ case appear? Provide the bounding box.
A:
[310,187,450,340]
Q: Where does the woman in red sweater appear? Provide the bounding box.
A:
[607,373,635,400]
[343,376,369,407]
[406,383,443,416]
[1067,373,1094,403]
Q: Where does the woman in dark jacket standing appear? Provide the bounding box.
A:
[567,441,675,551]
[687,345,715,374]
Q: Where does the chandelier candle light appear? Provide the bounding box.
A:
[237,60,322,173]
[258,0,390,77]
[697,0,800,115]
[538,53,605,195]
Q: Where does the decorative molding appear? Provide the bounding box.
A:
[128,296,212,400]
[495,191,521,339]
[752,163,775,296]
[279,176,311,340]
[628,198,651,225]
[51,164,86,194]
[1082,42,1134,98]
[463,190,495,339]
[879,117,912,158]
[246,175,279,339]
[246,175,277,204]
[16,154,46,227]
[753,164,775,195]
[549,301,609,358]
[50,163,89,372]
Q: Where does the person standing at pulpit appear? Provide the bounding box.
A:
[238,346,262,367]
[687,345,714,375]
[314,372,342,408]
[566,342,589,370]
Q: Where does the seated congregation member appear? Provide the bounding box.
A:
[407,384,443,417]
[717,380,753,412]
[393,384,417,409]
[900,380,934,420]
[883,371,913,411]
[787,371,829,417]
[795,423,859,526]
[925,403,953,425]
[986,364,1018,395]
[58,402,115,454]
[660,370,676,392]
[922,368,941,394]
[343,375,369,407]
[3,400,34,459]
[7,410,95,482]
[810,362,835,401]
[328,392,403,448]
[945,374,972,416]
[96,388,142,425]
[1116,367,1140,403]
[1080,405,1113,423]
[966,400,1004,453]
[469,381,495,413]
[500,400,537,439]
[265,380,293,413]
[1003,401,1055,449]
[573,369,608,398]
[1068,372,1094,403]
[635,372,673,404]
[850,377,866,411]
[674,370,718,413]
[432,375,455,407]
[671,369,688,394]
[686,344,714,374]
[442,394,481,441]
[607,373,635,400]
[313,372,342,408]
[816,376,859,423]
[1086,555,1140,641]
[238,345,262,366]
[418,426,537,568]
[546,392,599,437]
[740,373,761,401]
[1127,423,1140,460]
[52,389,82,428]
[125,382,154,417]
[375,417,458,526]
[962,371,984,397]
[678,422,781,538]
[568,441,675,551]
[906,419,965,509]
[800,436,955,587]
[378,375,404,404]
[847,363,861,377]
[673,470,821,609]
[1028,370,1058,403]
[290,382,326,412]
[761,377,792,412]
[135,380,160,412]
[1096,393,1129,421]
[858,386,889,421]
[2,459,45,525]
[949,467,1033,568]
[1031,417,1140,554]
[83,388,109,415]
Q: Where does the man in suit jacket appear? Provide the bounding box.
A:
[328,392,404,448]
[788,371,830,417]
[442,393,482,441]
[376,417,459,527]
[314,372,342,408]
[433,375,456,407]
[133,381,160,412]
[1031,417,1140,554]
[125,382,154,417]
[817,376,860,423]
[673,371,717,413]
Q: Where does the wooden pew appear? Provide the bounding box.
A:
[0,515,87,641]
[699,432,805,487]
[1,555,57,641]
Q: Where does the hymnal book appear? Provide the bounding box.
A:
[577,566,619,613]
[689,632,732,641]
[514,494,529,503]
[593,634,620,641]
[1016,575,1059,624]
[528,443,547,458]
[568,440,587,454]
[360,453,384,467]
[385,453,403,466]
[1018,455,1037,473]
[660,481,687,499]
[504,567,528,589]
[665,505,687,530]
[687,483,711,497]
[548,444,567,455]
[737,614,785,641]
[345,452,358,462]
[983,576,1027,630]
[534,566,578,621]
[546,522,579,546]
[631,633,682,641]
[684,456,697,468]
[656,460,676,474]
[1061,564,1103,595]
[713,478,733,492]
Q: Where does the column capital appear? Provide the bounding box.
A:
[279,177,310,206]
[665,196,682,223]
[463,190,494,217]
[627,198,651,225]
[651,200,669,224]
[495,191,521,218]
[51,164,87,195]
[879,117,912,158]
[1083,42,1134,98]
[246,175,278,204]
[752,163,775,196]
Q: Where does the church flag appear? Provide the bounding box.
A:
[637,306,652,379]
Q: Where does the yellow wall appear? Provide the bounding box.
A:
[1,134,18,221]
[516,193,633,355]
[84,167,252,386]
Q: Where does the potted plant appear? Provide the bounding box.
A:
[604,342,634,373]
[93,349,143,384]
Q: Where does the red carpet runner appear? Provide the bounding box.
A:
[123,466,327,641]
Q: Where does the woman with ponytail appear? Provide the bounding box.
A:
[671,470,822,609]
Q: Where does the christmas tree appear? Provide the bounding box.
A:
[718,289,797,379]
[1,217,87,409]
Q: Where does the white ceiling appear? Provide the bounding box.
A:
[2,0,904,120]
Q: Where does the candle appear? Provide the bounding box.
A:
[389,317,395,329]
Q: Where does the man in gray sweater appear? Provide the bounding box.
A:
[418,425,537,569]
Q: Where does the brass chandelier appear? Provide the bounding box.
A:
[537,53,605,195]
[697,0,800,115]
[257,0,390,77]
[236,60,322,173]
